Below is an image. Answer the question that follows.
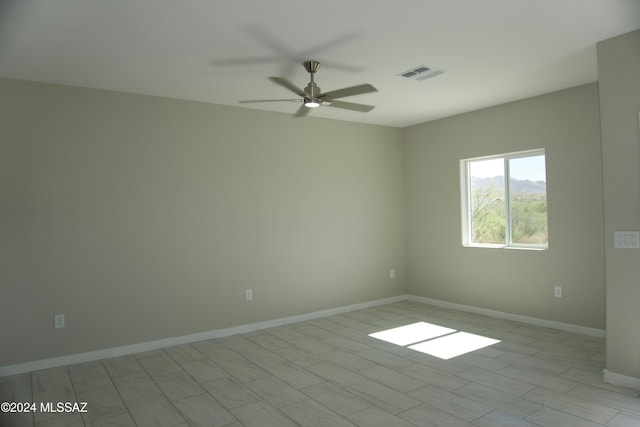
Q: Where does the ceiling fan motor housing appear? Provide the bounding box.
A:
[304,60,322,106]
[304,82,321,98]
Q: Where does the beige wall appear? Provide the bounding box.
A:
[404,84,605,329]
[597,31,640,381]
[0,76,617,371]
[0,78,406,366]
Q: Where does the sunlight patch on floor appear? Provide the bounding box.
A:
[409,331,500,360]
[368,322,455,346]
[369,322,500,359]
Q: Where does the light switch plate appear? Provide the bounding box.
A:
[614,231,640,249]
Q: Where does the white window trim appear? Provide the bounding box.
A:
[460,149,548,250]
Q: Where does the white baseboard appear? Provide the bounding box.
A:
[407,295,606,338]
[603,369,640,390]
[0,295,407,377]
[0,293,607,377]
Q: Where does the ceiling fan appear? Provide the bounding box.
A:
[239,60,377,117]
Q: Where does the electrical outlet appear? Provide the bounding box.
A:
[389,269,396,279]
[554,286,562,298]
[245,289,253,301]
[54,314,65,328]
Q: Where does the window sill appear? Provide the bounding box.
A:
[463,244,548,251]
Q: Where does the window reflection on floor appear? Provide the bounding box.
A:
[368,321,456,346]
[369,322,500,359]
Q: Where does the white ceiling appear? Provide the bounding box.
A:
[1,0,639,128]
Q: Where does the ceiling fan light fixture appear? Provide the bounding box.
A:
[304,98,320,108]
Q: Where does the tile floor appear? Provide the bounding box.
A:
[1,301,640,426]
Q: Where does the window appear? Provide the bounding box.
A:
[460,149,548,249]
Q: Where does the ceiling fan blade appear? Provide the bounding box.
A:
[320,83,377,100]
[293,105,311,117]
[212,56,280,66]
[325,100,375,112]
[308,60,364,73]
[238,99,301,103]
[269,77,305,97]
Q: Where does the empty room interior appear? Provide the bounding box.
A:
[1,1,640,426]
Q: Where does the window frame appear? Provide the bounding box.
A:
[460,149,548,250]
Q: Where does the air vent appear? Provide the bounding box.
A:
[398,65,444,81]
